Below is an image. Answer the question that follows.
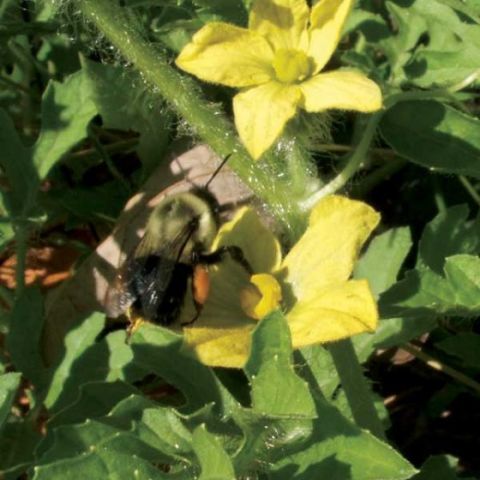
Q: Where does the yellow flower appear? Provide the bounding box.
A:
[179,195,380,368]
[176,0,382,160]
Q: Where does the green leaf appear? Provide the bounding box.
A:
[244,311,316,417]
[102,395,195,461]
[0,421,42,479]
[37,420,163,467]
[295,345,339,399]
[406,49,480,88]
[354,317,437,353]
[34,453,167,480]
[444,254,480,305]
[0,215,14,252]
[269,399,416,479]
[0,110,37,215]
[83,60,171,177]
[381,101,480,178]
[378,203,480,326]
[355,227,412,297]
[437,0,480,23]
[240,316,415,478]
[36,35,80,77]
[130,323,236,416]
[0,372,21,429]
[44,312,105,411]
[43,324,145,415]
[192,425,235,480]
[435,332,480,368]
[65,329,144,383]
[50,182,129,222]
[381,0,480,86]
[381,1,429,81]
[193,0,247,25]
[34,420,170,480]
[6,288,48,389]
[232,409,312,475]
[412,455,467,479]
[154,19,204,52]
[33,70,98,180]
[380,255,480,318]
[37,396,196,477]
[0,0,18,19]
[402,0,480,88]
[48,381,139,427]
[417,205,480,273]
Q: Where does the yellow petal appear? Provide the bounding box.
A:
[179,255,254,368]
[281,195,380,301]
[300,70,382,113]
[176,22,274,87]
[180,207,281,368]
[240,274,282,320]
[183,324,254,368]
[287,279,378,347]
[212,207,282,273]
[308,0,354,72]
[249,0,309,51]
[233,82,301,159]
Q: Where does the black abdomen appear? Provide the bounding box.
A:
[128,255,193,326]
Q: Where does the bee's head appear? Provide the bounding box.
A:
[145,191,218,258]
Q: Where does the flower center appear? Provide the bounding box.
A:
[240,273,282,320]
[272,49,312,84]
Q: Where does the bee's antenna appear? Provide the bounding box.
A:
[204,154,232,190]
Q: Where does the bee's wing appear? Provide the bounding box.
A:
[138,219,197,321]
[105,217,197,320]
[105,272,137,318]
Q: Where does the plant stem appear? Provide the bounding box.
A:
[328,339,385,440]
[312,143,396,158]
[402,343,480,395]
[88,125,132,193]
[300,112,383,210]
[14,224,28,297]
[351,157,407,197]
[459,176,480,207]
[78,0,305,238]
[0,75,31,94]
[70,138,138,159]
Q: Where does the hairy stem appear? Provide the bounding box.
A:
[300,112,382,210]
[78,0,306,238]
[459,176,480,207]
[402,343,480,395]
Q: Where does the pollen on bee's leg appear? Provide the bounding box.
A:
[192,265,210,305]
[181,266,210,327]
[240,273,282,320]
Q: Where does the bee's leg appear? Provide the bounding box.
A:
[197,245,253,274]
[181,265,209,327]
[180,304,202,327]
[126,306,144,341]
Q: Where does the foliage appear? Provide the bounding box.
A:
[1,0,480,478]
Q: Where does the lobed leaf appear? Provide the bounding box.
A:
[192,425,235,480]
[244,311,316,418]
[33,70,98,180]
[354,227,412,297]
[381,101,480,179]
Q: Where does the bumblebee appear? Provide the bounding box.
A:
[105,158,252,329]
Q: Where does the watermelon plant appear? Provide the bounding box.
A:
[1,0,480,478]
